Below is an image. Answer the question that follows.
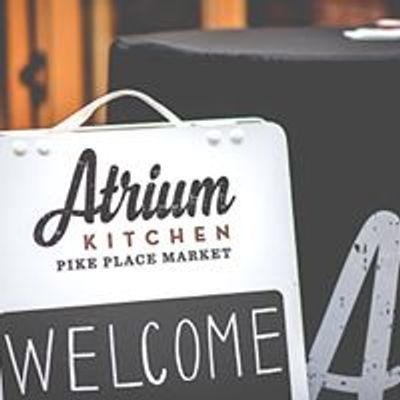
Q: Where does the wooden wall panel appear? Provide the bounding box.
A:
[315,0,386,26]
[4,0,32,129]
[47,0,84,125]
[202,0,247,29]
[89,0,115,123]
[6,0,85,128]
[34,0,51,127]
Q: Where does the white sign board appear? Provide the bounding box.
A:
[0,91,309,400]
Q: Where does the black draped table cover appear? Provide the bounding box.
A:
[108,28,400,400]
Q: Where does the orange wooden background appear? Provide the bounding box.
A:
[2,0,114,129]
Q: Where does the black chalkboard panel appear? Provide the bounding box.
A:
[1,291,291,400]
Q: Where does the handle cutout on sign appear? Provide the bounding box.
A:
[52,89,185,132]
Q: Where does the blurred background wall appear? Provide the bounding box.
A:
[0,0,398,130]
